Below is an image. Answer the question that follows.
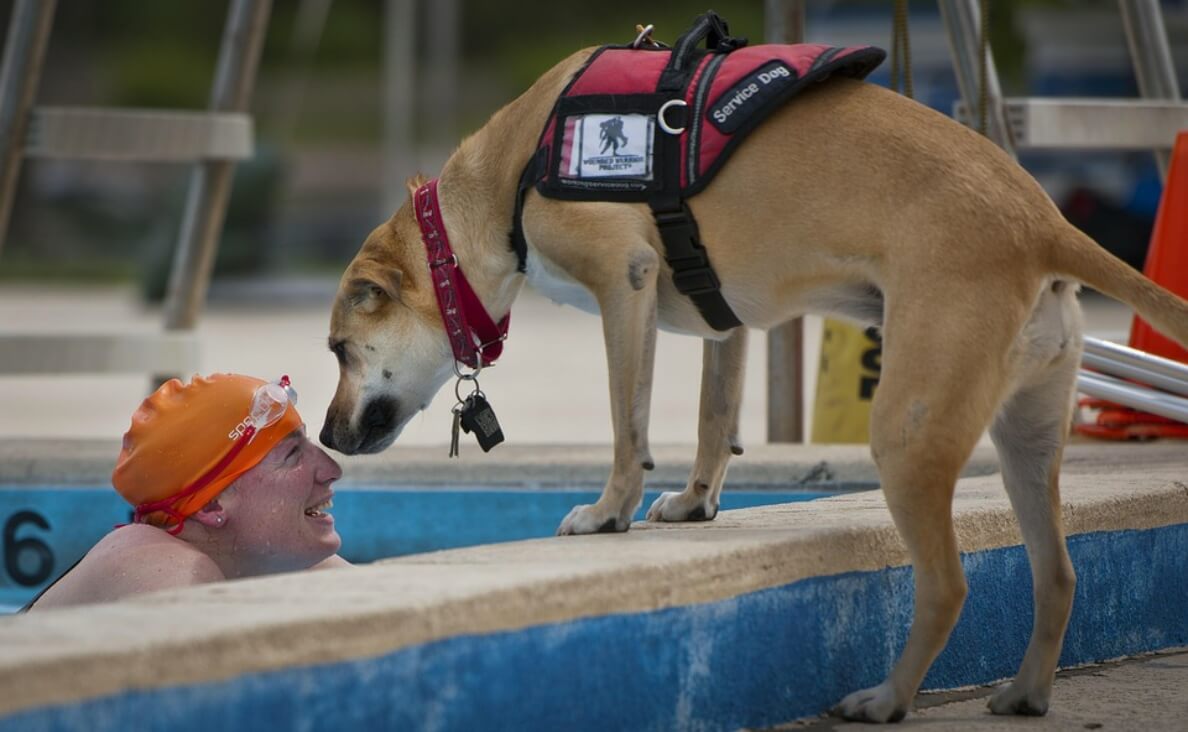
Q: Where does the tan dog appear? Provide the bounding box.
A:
[321,48,1188,722]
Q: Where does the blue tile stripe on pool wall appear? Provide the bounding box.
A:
[4,523,1186,732]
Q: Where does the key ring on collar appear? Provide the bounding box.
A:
[454,373,481,404]
[452,351,483,382]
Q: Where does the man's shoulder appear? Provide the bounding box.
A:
[31,526,223,609]
[93,525,223,581]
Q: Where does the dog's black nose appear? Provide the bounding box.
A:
[357,397,399,453]
[319,420,336,451]
[362,397,397,430]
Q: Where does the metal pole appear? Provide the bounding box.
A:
[1084,336,1188,387]
[765,0,806,443]
[1082,352,1188,398]
[937,0,1016,156]
[1118,0,1180,179]
[164,0,272,331]
[0,0,57,258]
[270,0,334,147]
[383,0,417,216]
[424,0,458,144]
[1077,371,1188,424]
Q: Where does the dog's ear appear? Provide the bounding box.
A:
[346,260,403,314]
[405,173,429,197]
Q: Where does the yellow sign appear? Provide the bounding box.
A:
[812,319,882,443]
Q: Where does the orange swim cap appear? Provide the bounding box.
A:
[112,373,303,529]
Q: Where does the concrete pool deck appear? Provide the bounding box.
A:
[0,439,1185,730]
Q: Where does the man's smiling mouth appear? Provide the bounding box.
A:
[304,497,333,518]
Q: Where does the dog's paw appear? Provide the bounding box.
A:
[645,491,718,522]
[556,504,630,536]
[987,682,1049,716]
[831,683,908,724]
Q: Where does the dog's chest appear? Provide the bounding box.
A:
[524,246,601,315]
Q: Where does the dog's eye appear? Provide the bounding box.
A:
[329,341,348,365]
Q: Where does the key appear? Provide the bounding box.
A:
[449,406,462,457]
[459,392,505,452]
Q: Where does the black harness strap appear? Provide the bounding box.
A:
[509,147,544,273]
[648,12,742,331]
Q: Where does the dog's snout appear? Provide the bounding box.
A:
[320,398,400,455]
[318,420,337,451]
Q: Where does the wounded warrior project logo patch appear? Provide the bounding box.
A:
[562,113,654,180]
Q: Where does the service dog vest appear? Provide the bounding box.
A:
[511,13,885,330]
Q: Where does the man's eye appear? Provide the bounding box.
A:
[287,444,301,461]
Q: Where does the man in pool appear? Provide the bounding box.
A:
[27,373,350,611]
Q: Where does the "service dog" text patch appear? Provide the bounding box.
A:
[707,61,797,134]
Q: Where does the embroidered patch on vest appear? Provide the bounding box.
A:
[707,60,797,134]
[560,113,655,181]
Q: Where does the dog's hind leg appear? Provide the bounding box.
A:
[556,242,661,535]
[987,284,1082,716]
[647,328,747,522]
[834,282,1029,723]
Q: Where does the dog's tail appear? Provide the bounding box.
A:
[1046,225,1188,348]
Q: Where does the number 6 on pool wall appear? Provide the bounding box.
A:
[3,511,55,587]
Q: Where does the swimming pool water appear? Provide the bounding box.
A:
[0,484,859,609]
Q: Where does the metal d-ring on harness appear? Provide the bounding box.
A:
[631,23,662,50]
[657,99,688,135]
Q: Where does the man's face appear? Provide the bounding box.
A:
[217,427,344,575]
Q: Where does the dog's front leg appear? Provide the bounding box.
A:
[557,245,659,535]
[647,328,747,522]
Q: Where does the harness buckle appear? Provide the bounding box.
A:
[653,204,724,297]
[653,206,696,239]
[671,265,721,296]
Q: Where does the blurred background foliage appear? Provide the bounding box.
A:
[0,0,1180,296]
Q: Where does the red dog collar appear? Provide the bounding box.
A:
[414,178,509,370]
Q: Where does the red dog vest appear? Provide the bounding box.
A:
[511,13,885,330]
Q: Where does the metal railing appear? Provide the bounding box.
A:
[1079,337,1188,423]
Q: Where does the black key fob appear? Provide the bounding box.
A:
[459,393,504,452]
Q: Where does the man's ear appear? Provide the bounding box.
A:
[346,260,403,314]
[190,500,228,529]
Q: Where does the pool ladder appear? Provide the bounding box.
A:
[0,0,272,381]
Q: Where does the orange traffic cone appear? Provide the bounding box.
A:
[1077,131,1188,440]
[1129,131,1188,363]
